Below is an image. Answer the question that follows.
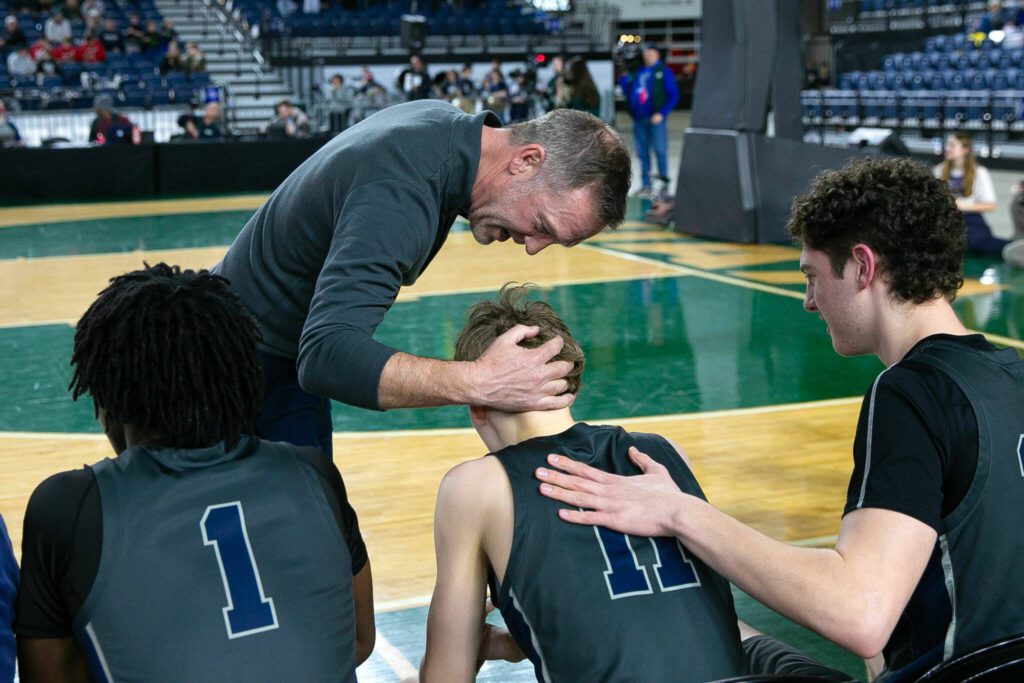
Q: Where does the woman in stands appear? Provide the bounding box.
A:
[557,56,600,118]
[934,132,1009,256]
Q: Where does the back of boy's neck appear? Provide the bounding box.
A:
[497,409,576,448]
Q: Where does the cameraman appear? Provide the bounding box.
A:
[619,43,678,196]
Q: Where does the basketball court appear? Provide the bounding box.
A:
[1,188,1021,680]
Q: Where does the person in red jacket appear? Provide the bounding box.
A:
[76,32,106,64]
[51,36,77,65]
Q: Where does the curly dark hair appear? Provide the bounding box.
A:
[69,263,264,450]
[787,157,965,303]
[453,283,584,395]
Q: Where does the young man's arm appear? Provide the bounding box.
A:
[18,638,91,683]
[353,561,375,666]
[420,460,493,683]
[535,447,937,658]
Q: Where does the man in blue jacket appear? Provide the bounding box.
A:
[619,44,679,196]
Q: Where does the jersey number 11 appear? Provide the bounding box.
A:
[595,526,701,599]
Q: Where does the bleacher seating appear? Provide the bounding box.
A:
[0,0,204,112]
[228,0,553,40]
[805,29,1024,130]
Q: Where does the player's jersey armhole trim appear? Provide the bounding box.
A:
[856,368,892,510]
[489,452,527,610]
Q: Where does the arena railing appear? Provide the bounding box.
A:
[7,107,185,147]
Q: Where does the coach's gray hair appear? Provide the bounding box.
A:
[506,109,630,230]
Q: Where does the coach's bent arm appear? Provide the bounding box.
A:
[377,326,574,412]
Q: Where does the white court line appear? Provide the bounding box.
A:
[581,242,1024,351]
[375,595,432,613]
[374,631,418,679]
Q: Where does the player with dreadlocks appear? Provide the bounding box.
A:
[15,263,375,683]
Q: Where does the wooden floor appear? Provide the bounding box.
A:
[2,195,1022,681]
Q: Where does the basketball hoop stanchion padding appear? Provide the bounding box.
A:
[672,0,865,244]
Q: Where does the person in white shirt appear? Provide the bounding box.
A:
[43,11,71,45]
[933,132,1024,264]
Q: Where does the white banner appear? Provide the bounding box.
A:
[606,0,701,22]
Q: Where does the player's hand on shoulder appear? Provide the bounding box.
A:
[534,447,683,537]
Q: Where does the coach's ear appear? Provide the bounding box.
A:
[508,143,545,179]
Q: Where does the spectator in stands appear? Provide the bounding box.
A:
[77,31,106,64]
[28,37,56,75]
[325,73,352,132]
[123,14,146,54]
[0,16,28,53]
[7,45,36,77]
[507,68,531,122]
[557,56,600,117]
[1008,182,1024,247]
[934,132,1020,261]
[1003,16,1024,49]
[44,10,71,45]
[265,100,310,139]
[99,18,123,53]
[357,66,382,95]
[398,53,431,101]
[183,41,206,75]
[89,94,135,144]
[158,18,178,49]
[457,62,476,97]
[978,0,1005,32]
[620,43,679,196]
[161,39,183,74]
[142,19,161,55]
[351,66,385,123]
[483,65,509,122]
[81,0,103,31]
[543,54,564,112]
[63,0,82,20]
[184,101,223,139]
[0,100,24,148]
[51,35,76,65]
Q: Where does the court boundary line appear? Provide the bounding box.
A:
[372,631,418,678]
[581,242,1024,351]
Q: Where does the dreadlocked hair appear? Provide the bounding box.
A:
[69,262,264,450]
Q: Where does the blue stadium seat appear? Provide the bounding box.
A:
[124,91,148,107]
[150,89,171,105]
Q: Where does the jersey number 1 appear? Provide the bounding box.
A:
[595,526,701,599]
[201,502,279,638]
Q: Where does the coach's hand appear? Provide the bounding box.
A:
[471,324,575,412]
[535,447,683,537]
